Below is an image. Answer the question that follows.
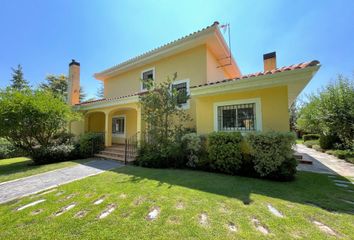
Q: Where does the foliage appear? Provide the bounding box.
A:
[246,132,296,176]
[289,100,298,132]
[0,138,24,159]
[0,88,79,157]
[303,140,319,148]
[10,64,30,90]
[31,144,75,164]
[139,74,191,145]
[96,82,104,98]
[319,134,338,150]
[78,132,105,158]
[39,74,87,102]
[312,144,323,152]
[302,134,320,142]
[297,74,354,150]
[326,149,354,161]
[207,132,243,174]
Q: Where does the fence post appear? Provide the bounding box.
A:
[124,138,128,165]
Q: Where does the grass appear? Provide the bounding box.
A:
[0,157,92,183]
[0,165,353,239]
[296,139,304,144]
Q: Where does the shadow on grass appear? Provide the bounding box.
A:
[112,165,354,215]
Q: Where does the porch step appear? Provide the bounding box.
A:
[95,154,135,163]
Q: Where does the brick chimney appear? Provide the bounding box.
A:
[68,59,80,105]
[263,52,277,72]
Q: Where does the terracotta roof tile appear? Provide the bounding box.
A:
[190,60,320,89]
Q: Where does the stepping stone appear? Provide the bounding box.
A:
[30,209,43,215]
[133,196,146,206]
[175,201,185,210]
[346,189,354,193]
[227,222,237,232]
[341,199,354,205]
[98,204,116,219]
[119,193,127,199]
[335,183,349,188]
[55,191,65,196]
[267,204,284,217]
[198,212,209,226]
[17,199,46,211]
[93,196,105,205]
[55,203,76,216]
[167,216,180,224]
[251,218,269,235]
[146,207,160,221]
[37,189,57,196]
[74,210,88,218]
[312,220,337,236]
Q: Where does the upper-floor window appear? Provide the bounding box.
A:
[172,79,190,108]
[141,68,155,91]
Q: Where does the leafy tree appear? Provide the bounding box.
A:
[40,74,87,102]
[289,99,298,132]
[139,73,191,144]
[297,74,354,149]
[96,82,104,98]
[10,64,30,90]
[0,88,80,156]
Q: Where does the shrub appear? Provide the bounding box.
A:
[246,132,296,177]
[312,144,323,152]
[319,134,339,150]
[78,132,105,158]
[0,139,24,159]
[304,140,319,148]
[136,141,185,168]
[207,132,243,174]
[181,133,202,168]
[31,144,75,164]
[326,149,354,160]
[267,157,297,181]
[303,134,320,142]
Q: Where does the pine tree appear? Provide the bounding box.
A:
[10,64,30,90]
[96,82,104,98]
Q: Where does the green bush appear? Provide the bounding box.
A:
[0,139,24,159]
[319,134,339,150]
[304,140,319,148]
[207,132,243,174]
[78,132,105,158]
[303,134,320,142]
[136,141,185,168]
[267,157,298,181]
[312,144,323,152]
[326,149,354,160]
[32,144,75,164]
[246,132,296,177]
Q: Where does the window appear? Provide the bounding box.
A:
[172,79,190,107]
[141,68,154,90]
[112,116,125,136]
[215,100,261,132]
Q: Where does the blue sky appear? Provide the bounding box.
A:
[0,0,353,100]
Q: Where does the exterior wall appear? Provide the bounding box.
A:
[104,45,208,98]
[195,86,290,134]
[206,47,230,83]
[87,112,105,132]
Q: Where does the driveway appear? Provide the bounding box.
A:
[295,144,354,177]
[0,159,122,204]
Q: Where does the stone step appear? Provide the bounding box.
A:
[95,154,135,162]
[294,154,303,160]
[100,150,125,157]
[299,159,312,165]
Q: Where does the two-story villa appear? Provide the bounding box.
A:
[69,21,320,160]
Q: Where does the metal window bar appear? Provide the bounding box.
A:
[217,103,256,131]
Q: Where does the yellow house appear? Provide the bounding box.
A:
[68,21,320,160]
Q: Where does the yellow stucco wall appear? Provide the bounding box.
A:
[206,47,230,83]
[195,86,290,134]
[104,45,208,98]
[87,112,105,132]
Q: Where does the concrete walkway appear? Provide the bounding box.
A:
[295,144,354,177]
[0,159,122,204]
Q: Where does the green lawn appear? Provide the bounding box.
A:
[0,165,353,239]
[296,139,304,144]
[0,157,91,183]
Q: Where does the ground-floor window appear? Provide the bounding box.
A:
[112,115,125,136]
[214,98,262,132]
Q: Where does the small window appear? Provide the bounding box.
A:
[141,69,154,90]
[112,116,125,135]
[217,103,256,131]
[172,82,188,104]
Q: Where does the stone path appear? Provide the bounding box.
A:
[295,144,354,177]
[0,160,122,204]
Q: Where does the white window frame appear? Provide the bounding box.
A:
[213,98,262,132]
[141,67,155,91]
[171,79,190,109]
[112,115,126,138]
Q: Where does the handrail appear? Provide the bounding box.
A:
[124,131,140,165]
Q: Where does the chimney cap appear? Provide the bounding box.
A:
[69,59,80,66]
[263,52,276,60]
[213,21,220,26]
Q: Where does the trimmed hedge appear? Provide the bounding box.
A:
[303,134,320,142]
[304,140,319,148]
[207,132,243,174]
[32,144,76,164]
[319,135,338,150]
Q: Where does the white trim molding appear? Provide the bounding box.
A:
[112,115,126,138]
[172,78,190,109]
[140,67,155,91]
[213,98,262,132]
